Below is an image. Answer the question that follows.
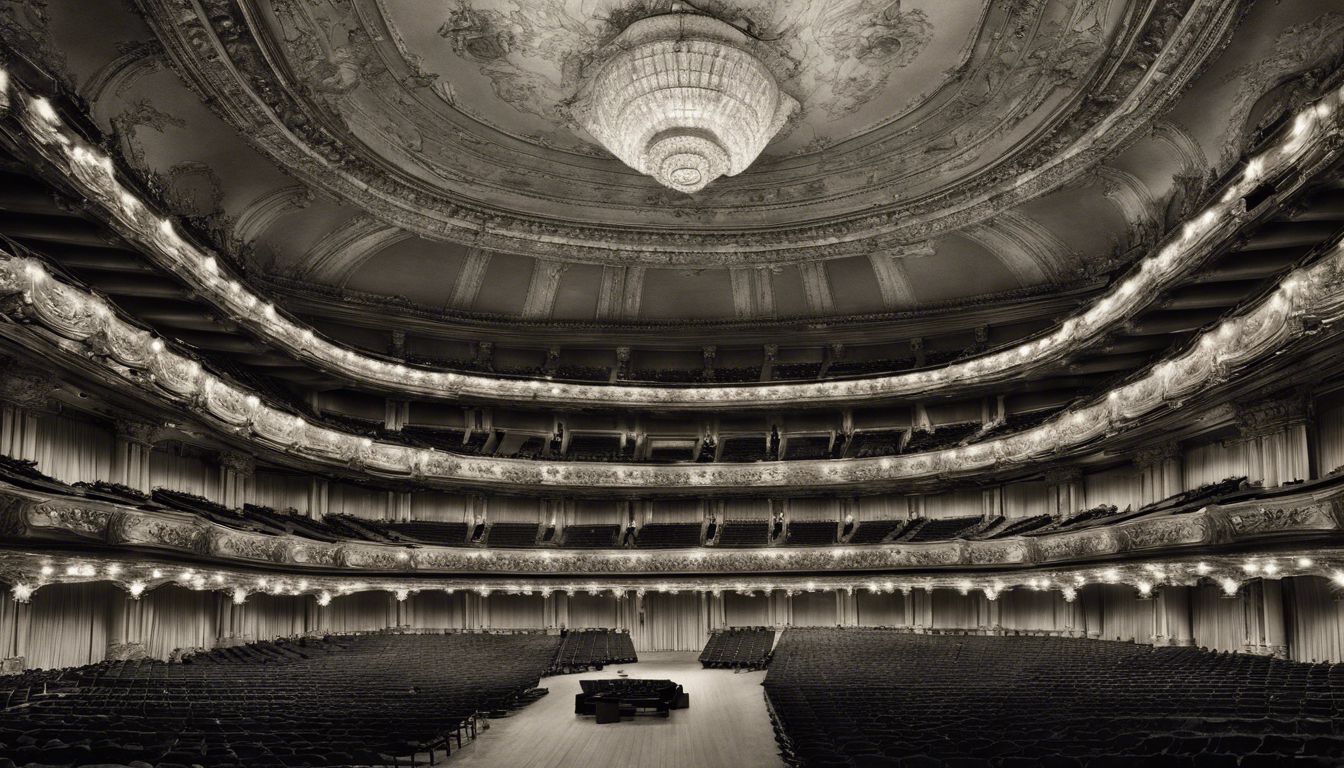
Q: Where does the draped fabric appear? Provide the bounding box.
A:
[637,592,707,651]
[150,446,220,500]
[1317,400,1344,476]
[647,499,702,523]
[1184,441,1256,489]
[998,589,1067,632]
[1284,576,1344,663]
[930,589,985,629]
[570,499,624,524]
[1002,482,1052,519]
[1091,584,1153,643]
[409,492,473,523]
[855,592,905,626]
[135,585,221,659]
[566,594,621,629]
[721,498,771,519]
[856,495,908,522]
[791,592,839,627]
[723,592,770,626]
[480,594,546,629]
[1190,583,1247,653]
[320,592,395,633]
[405,591,467,629]
[32,414,113,485]
[249,472,310,513]
[0,587,29,660]
[922,489,982,520]
[1084,468,1142,513]
[486,496,543,523]
[237,594,309,641]
[326,483,387,519]
[23,582,114,670]
[787,498,841,521]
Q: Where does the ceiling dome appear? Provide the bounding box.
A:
[574,11,798,193]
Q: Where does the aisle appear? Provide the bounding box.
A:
[448,652,785,768]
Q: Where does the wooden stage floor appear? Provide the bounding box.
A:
[447,652,786,768]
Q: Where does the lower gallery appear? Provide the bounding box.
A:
[5,1,1344,766]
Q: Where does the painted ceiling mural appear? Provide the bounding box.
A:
[1,0,1342,327]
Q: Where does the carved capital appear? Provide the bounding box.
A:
[1235,392,1309,439]
[218,450,256,478]
[115,419,165,448]
[0,357,58,410]
[1042,467,1083,485]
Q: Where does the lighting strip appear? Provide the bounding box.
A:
[1,550,1334,606]
[2,226,1343,490]
[0,67,1340,409]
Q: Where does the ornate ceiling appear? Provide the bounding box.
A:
[2,0,1342,328]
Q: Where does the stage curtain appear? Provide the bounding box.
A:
[32,413,113,485]
[1002,482,1052,519]
[1190,583,1247,653]
[483,594,546,629]
[999,589,1067,631]
[24,582,113,670]
[791,591,839,627]
[0,583,30,661]
[249,471,309,513]
[1084,467,1142,513]
[723,592,770,626]
[410,492,473,523]
[149,446,220,500]
[137,585,221,659]
[1183,440,1255,489]
[240,594,309,640]
[638,592,707,651]
[327,482,386,519]
[1284,576,1344,663]
[855,591,905,626]
[406,591,466,629]
[566,594,620,628]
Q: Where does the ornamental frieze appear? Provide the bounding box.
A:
[1118,515,1209,550]
[1223,504,1336,537]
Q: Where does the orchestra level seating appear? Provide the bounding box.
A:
[764,629,1344,767]
[700,628,776,669]
[549,629,638,674]
[0,633,560,767]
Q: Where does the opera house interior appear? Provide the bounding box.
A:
[4,0,1344,766]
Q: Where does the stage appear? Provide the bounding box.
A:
[448,652,785,768]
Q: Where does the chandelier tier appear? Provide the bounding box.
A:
[575,11,798,194]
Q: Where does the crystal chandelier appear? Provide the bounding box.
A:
[575,10,797,194]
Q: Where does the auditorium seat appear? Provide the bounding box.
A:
[897,516,982,542]
[549,629,638,674]
[846,519,910,544]
[384,520,471,546]
[0,633,560,767]
[784,521,838,546]
[764,629,1344,767]
[699,628,775,669]
[634,522,704,548]
[484,522,541,547]
[561,524,621,547]
[716,520,770,547]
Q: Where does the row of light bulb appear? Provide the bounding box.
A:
[9,555,1338,606]
[5,66,1342,408]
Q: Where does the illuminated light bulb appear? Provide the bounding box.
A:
[128,581,146,598]
[106,563,121,576]
[1262,562,1279,577]
[317,591,332,607]
[395,589,409,602]
[1333,571,1344,588]
[957,579,972,596]
[151,569,163,578]
[1102,568,1120,583]
[149,339,164,354]
[11,583,34,603]
[32,97,56,122]
[1243,562,1260,574]
[212,574,223,583]
[1136,581,1153,597]
[1061,586,1077,602]
[297,580,308,590]
[24,261,45,282]
[984,587,999,601]
[65,565,79,575]
[177,570,193,582]
[202,256,216,272]
[1220,578,1239,596]
[1296,557,1314,569]
[395,551,409,561]
[244,395,260,409]
[256,578,268,588]
[158,218,174,237]
[39,565,54,576]
[360,438,373,449]
[1195,562,1211,575]
[232,588,247,605]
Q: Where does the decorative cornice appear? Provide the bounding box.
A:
[0,354,57,409]
[1235,392,1311,439]
[1134,441,1183,469]
[4,478,1342,578]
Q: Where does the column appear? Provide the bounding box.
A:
[307,478,329,520]
[387,491,412,522]
[217,451,255,509]
[1135,441,1182,507]
[838,590,858,627]
[1044,468,1084,516]
[983,594,1001,635]
[0,357,56,462]
[1235,394,1310,486]
[1081,586,1103,639]
[112,420,162,493]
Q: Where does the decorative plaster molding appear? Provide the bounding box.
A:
[299,215,411,285]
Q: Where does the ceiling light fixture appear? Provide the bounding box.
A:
[575,7,796,194]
